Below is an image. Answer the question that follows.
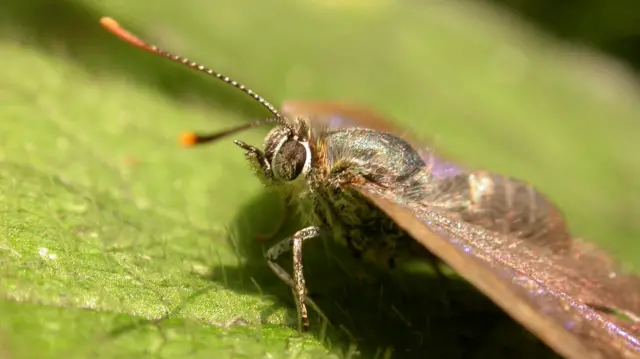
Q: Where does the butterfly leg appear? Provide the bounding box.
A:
[265,226,324,329]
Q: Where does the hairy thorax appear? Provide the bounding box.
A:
[288,128,435,267]
[301,179,412,267]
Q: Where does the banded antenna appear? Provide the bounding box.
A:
[99,17,289,146]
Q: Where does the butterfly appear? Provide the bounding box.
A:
[100,17,640,359]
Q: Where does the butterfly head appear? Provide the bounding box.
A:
[261,120,313,182]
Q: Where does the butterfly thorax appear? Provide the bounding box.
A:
[292,127,434,266]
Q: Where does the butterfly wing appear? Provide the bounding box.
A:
[282,100,403,134]
[356,173,640,359]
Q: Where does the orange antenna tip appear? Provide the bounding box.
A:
[180,132,198,147]
[99,16,150,50]
[99,17,118,29]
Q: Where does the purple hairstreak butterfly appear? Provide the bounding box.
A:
[100,17,640,359]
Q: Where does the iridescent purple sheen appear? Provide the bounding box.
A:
[417,148,464,179]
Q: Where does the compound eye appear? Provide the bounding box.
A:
[273,140,307,181]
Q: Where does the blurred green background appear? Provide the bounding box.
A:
[1,0,639,358]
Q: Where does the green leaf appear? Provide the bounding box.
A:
[1,0,639,358]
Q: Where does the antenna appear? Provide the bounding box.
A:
[99,17,288,146]
[179,117,281,146]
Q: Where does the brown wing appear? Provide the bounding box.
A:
[357,182,640,359]
[281,100,406,134]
